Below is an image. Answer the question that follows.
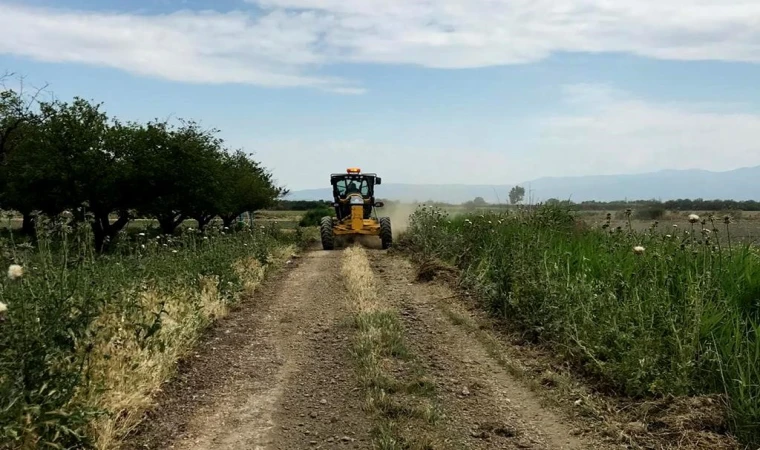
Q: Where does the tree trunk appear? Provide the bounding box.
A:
[91,211,131,253]
[193,214,213,232]
[20,212,36,237]
[91,222,106,253]
[158,214,184,235]
[107,212,131,240]
[221,214,237,230]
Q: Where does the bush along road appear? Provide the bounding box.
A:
[118,234,743,450]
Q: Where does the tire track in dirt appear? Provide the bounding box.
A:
[122,248,373,450]
[368,250,615,450]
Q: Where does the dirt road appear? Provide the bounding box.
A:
[122,245,620,449]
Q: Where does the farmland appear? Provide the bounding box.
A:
[3,197,760,449]
[2,72,760,450]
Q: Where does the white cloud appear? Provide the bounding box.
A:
[532,84,760,177]
[2,1,760,90]
[0,3,359,91]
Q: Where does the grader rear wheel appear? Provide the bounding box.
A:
[320,216,335,250]
[379,217,392,249]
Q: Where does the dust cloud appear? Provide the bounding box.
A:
[381,202,418,238]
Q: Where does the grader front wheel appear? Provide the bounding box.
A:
[320,216,335,250]
[379,217,392,249]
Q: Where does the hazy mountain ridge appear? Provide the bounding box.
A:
[286,166,760,203]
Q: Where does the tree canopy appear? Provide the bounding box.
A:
[0,80,285,251]
[509,185,525,205]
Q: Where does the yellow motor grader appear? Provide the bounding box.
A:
[320,167,392,250]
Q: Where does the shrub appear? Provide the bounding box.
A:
[298,207,335,227]
[0,220,300,448]
[403,205,760,446]
[633,206,666,220]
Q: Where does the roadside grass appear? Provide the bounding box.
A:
[400,205,759,448]
[0,220,304,449]
[341,246,443,449]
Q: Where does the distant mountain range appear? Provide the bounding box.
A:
[285,166,760,204]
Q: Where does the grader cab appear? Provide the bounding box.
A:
[320,168,392,250]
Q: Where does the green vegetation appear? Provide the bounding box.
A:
[298,206,335,227]
[508,185,525,205]
[403,205,760,446]
[0,219,304,448]
[0,76,300,449]
[0,81,284,251]
[270,200,333,211]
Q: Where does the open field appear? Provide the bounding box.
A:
[429,205,760,244]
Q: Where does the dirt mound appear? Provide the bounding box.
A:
[629,394,736,448]
[415,259,459,283]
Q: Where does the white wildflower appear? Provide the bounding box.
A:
[688,214,700,224]
[0,302,7,313]
[138,232,146,237]
[7,264,23,280]
[665,234,672,239]
[172,250,178,254]
[141,244,146,249]
[633,246,645,255]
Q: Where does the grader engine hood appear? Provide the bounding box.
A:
[347,194,365,205]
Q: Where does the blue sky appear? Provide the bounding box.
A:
[2,0,760,191]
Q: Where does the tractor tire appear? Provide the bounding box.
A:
[379,217,392,249]
[320,216,335,250]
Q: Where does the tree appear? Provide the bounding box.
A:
[509,185,525,205]
[472,196,487,206]
[130,119,225,235]
[1,97,117,244]
[0,74,49,235]
[0,73,48,161]
[217,150,286,229]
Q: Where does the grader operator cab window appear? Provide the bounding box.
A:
[337,178,369,197]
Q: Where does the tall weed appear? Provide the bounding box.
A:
[0,219,300,449]
[404,205,760,446]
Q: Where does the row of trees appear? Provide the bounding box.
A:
[548,198,760,211]
[0,74,285,251]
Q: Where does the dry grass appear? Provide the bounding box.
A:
[341,246,443,449]
[78,248,293,449]
[342,246,382,314]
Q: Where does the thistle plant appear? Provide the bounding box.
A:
[403,204,760,446]
[0,219,304,448]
